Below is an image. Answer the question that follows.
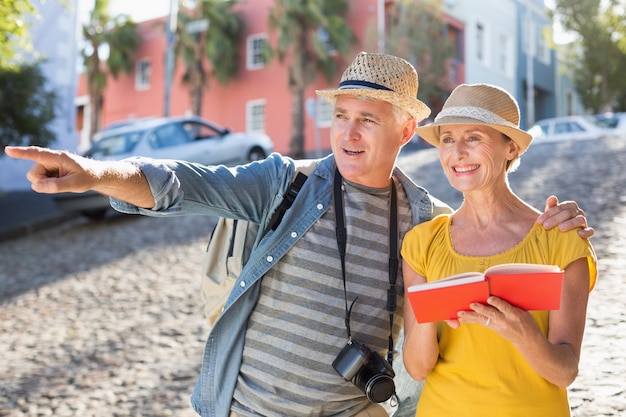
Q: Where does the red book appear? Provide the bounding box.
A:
[407,263,564,323]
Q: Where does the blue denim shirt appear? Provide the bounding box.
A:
[112,153,450,417]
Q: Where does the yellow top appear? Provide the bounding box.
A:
[401,214,597,417]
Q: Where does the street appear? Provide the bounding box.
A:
[1,137,625,416]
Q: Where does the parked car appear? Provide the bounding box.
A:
[593,112,626,135]
[101,116,156,131]
[55,115,275,218]
[527,115,613,144]
[84,115,273,164]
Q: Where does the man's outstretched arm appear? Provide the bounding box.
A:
[5,146,155,209]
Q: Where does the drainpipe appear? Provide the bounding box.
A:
[378,0,385,53]
[525,0,535,127]
[164,0,178,117]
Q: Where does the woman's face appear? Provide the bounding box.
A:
[437,124,518,193]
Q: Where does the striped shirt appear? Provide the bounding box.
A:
[231,177,413,416]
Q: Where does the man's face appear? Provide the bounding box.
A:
[330,95,415,188]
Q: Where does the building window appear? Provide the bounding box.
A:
[498,32,513,78]
[476,22,485,63]
[537,25,551,65]
[247,34,267,70]
[135,58,151,90]
[523,20,535,57]
[246,99,266,133]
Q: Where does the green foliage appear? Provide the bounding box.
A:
[268,0,354,82]
[551,0,626,112]
[81,0,140,135]
[201,0,244,85]
[0,62,58,148]
[386,0,454,107]
[174,0,245,115]
[0,0,35,69]
[267,0,355,158]
[106,15,141,78]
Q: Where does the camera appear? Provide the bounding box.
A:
[332,340,396,403]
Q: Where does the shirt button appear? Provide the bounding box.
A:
[479,260,485,265]
[317,203,324,210]
[239,281,246,287]
[291,231,298,238]
[266,255,274,263]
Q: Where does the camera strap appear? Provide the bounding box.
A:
[333,167,399,365]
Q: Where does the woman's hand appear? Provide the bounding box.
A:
[457,297,538,344]
[457,257,590,388]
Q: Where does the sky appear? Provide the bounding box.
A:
[82,0,573,44]
[79,0,172,23]
[108,0,172,21]
[544,0,574,44]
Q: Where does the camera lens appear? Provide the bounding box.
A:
[362,373,395,403]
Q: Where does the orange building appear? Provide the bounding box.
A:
[76,0,464,155]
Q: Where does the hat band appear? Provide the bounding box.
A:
[435,106,519,129]
[338,80,394,92]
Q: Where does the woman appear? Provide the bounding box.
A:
[400,83,597,416]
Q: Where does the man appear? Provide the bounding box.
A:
[5,52,592,417]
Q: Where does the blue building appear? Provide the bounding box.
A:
[514,0,556,128]
[443,0,582,129]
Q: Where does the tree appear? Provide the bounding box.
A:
[0,0,35,69]
[550,0,626,112]
[385,0,454,112]
[174,0,245,116]
[0,62,58,149]
[268,0,354,159]
[81,0,141,139]
[0,1,59,149]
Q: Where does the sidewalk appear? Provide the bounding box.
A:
[0,190,75,241]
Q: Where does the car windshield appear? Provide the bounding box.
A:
[554,120,586,134]
[594,114,620,129]
[84,131,143,158]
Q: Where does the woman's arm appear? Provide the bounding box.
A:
[513,257,590,386]
[460,257,591,387]
[402,259,441,381]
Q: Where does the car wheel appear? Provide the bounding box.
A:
[247,147,266,162]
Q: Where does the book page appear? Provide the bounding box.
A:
[485,263,561,275]
[408,273,485,292]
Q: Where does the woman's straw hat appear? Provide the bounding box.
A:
[415,83,533,154]
[316,52,431,122]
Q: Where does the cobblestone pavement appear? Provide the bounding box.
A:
[1,137,625,416]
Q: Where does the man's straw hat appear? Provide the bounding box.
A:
[316,52,431,122]
[415,83,533,154]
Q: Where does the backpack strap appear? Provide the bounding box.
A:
[202,159,317,327]
[267,171,309,232]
